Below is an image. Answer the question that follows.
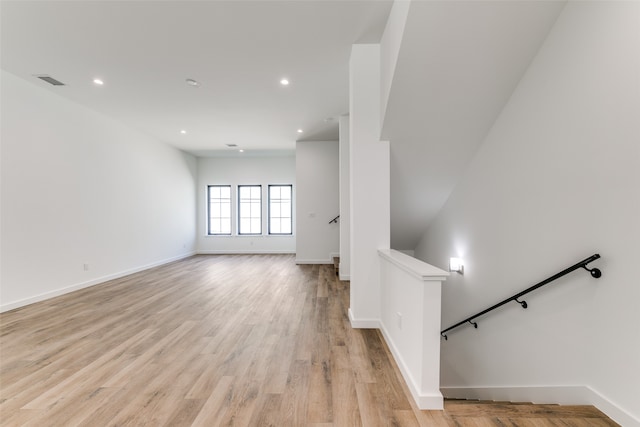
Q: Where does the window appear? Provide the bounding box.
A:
[207,185,231,235]
[238,185,262,235]
[269,185,292,235]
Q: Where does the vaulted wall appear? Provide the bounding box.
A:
[412,3,640,425]
[1,70,197,311]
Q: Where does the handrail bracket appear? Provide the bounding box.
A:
[514,298,528,309]
[583,264,602,278]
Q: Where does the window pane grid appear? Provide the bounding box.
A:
[208,185,231,235]
[269,185,292,235]
[238,185,262,235]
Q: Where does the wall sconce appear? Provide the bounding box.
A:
[449,257,464,275]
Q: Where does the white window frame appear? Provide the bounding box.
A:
[207,185,232,235]
[268,185,293,235]
[238,185,262,235]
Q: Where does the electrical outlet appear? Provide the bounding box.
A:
[83,263,89,271]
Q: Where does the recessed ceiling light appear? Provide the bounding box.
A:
[93,78,104,85]
[239,149,245,153]
[186,78,200,87]
[280,78,289,86]
[180,130,187,134]
[297,129,303,133]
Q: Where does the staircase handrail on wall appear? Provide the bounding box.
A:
[440,254,602,340]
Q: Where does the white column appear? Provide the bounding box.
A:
[348,44,390,327]
[338,115,351,280]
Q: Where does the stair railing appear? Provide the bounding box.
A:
[440,254,602,340]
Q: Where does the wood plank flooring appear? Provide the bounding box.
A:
[0,254,618,426]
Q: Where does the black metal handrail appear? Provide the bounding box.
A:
[329,215,340,224]
[440,254,602,340]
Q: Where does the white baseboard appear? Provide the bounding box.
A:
[198,250,295,255]
[441,385,639,427]
[587,386,640,427]
[379,323,443,410]
[441,385,588,405]
[295,259,333,265]
[1,252,196,313]
[347,308,380,329]
[339,273,351,281]
[296,252,340,265]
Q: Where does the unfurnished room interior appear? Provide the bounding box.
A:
[1,1,638,426]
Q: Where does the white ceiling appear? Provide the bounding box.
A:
[1,0,393,156]
[2,0,568,251]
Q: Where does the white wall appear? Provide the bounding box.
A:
[1,70,197,312]
[414,2,640,425]
[295,140,339,264]
[349,44,390,327]
[379,0,410,124]
[197,155,295,254]
[338,116,351,279]
[379,249,448,410]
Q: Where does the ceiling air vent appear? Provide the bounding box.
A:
[226,144,238,148]
[35,75,65,86]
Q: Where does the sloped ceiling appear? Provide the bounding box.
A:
[381,1,566,250]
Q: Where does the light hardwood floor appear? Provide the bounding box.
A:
[0,254,618,426]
